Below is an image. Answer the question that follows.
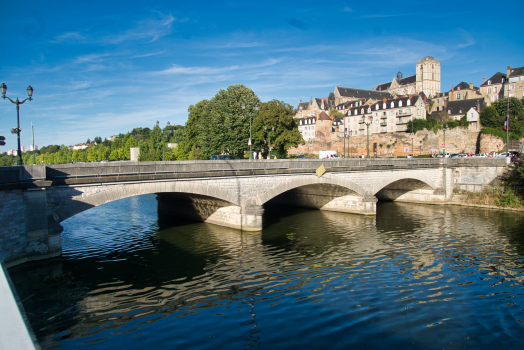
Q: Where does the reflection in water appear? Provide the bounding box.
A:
[8,195,524,349]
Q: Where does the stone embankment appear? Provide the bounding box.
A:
[289,127,505,157]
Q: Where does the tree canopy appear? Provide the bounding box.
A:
[252,100,304,158]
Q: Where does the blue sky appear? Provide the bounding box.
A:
[1,0,523,148]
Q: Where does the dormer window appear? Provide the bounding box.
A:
[457,87,460,90]
[399,101,403,107]
[383,103,386,109]
[488,80,491,85]
[375,105,379,110]
[407,100,411,106]
[361,108,364,114]
[367,108,371,113]
[391,102,394,108]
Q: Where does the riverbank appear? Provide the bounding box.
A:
[450,188,524,211]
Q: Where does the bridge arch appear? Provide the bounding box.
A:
[54,181,244,223]
[371,172,437,195]
[256,175,369,205]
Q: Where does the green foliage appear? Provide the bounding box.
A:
[199,84,261,159]
[407,118,438,133]
[328,109,344,118]
[480,106,500,128]
[252,100,304,158]
[0,153,14,166]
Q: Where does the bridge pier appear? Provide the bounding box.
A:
[156,193,263,231]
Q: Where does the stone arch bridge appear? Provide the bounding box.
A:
[0,158,508,267]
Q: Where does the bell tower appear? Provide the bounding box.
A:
[416,56,440,97]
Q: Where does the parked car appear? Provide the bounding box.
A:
[436,152,450,158]
[297,155,309,159]
[210,155,238,160]
[449,153,460,158]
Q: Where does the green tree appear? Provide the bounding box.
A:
[492,97,524,120]
[200,84,261,159]
[329,109,344,118]
[480,106,500,128]
[182,100,208,159]
[124,135,137,160]
[252,100,304,158]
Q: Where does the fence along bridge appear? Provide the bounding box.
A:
[0,157,509,267]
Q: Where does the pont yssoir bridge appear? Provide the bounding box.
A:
[0,158,509,267]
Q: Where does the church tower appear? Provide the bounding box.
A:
[416,56,441,97]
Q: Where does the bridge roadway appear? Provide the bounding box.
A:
[0,157,508,268]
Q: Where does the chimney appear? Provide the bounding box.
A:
[507,65,511,78]
[372,85,375,90]
[469,82,473,90]
[483,77,486,84]
[299,99,302,104]
[383,97,387,103]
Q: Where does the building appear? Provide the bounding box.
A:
[429,82,482,114]
[480,72,505,105]
[344,95,426,136]
[376,56,441,98]
[506,65,524,99]
[445,98,484,129]
[298,115,317,141]
[333,87,391,107]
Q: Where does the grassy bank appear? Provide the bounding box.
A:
[462,188,524,209]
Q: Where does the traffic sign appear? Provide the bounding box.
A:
[0,136,5,146]
[442,144,445,147]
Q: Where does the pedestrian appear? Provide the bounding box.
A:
[258,152,262,160]
[253,150,257,160]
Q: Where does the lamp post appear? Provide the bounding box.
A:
[504,76,510,151]
[242,103,259,160]
[1,83,33,165]
[443,123,448,155]
[343,128,347,158]
[156,121,165,161]
[265,125,275,158]
[365,116,373,158]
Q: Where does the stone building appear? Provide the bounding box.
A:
[344,95,426,136]
[428,82,482,114]
[445,98,485,131]
[333,87,391,106]
[298,115,317,142]
[376,56,441,97]
[506,65,524,99]
[480,72,505,105]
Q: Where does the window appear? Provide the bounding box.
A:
[399,101,403,107]
[407,100,411,106]
[448,109,451,114]
[383,103,386,109]
[417,109,421,116]
[361,108,364,114]
[487,87,491,94]
[494,87,497,93]
[509,84,515,90]
[488,80,491,85]
[456,93,461,99]
[391,102,394,108]
[437,107,439,111]
[375,105,379,110]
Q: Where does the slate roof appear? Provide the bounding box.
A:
[453,82,479,91]
[481,72,506,86]
[446,98,485,116]
[298,102,309,110]
[376,74,416,91]
[346,95,423,115]
[509,66,524,78]
[398,74,416,85]
[376,82,391,91]
[336,86,392,100]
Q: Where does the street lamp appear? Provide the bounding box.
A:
[242,103,259,160]
[365,116,373,158]
[156,121,165,161]
[264,125,275,159]
[503,76,510,151]
[443,123,448,155]
[1,83,33,165]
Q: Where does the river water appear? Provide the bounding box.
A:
[8,194,524,349]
